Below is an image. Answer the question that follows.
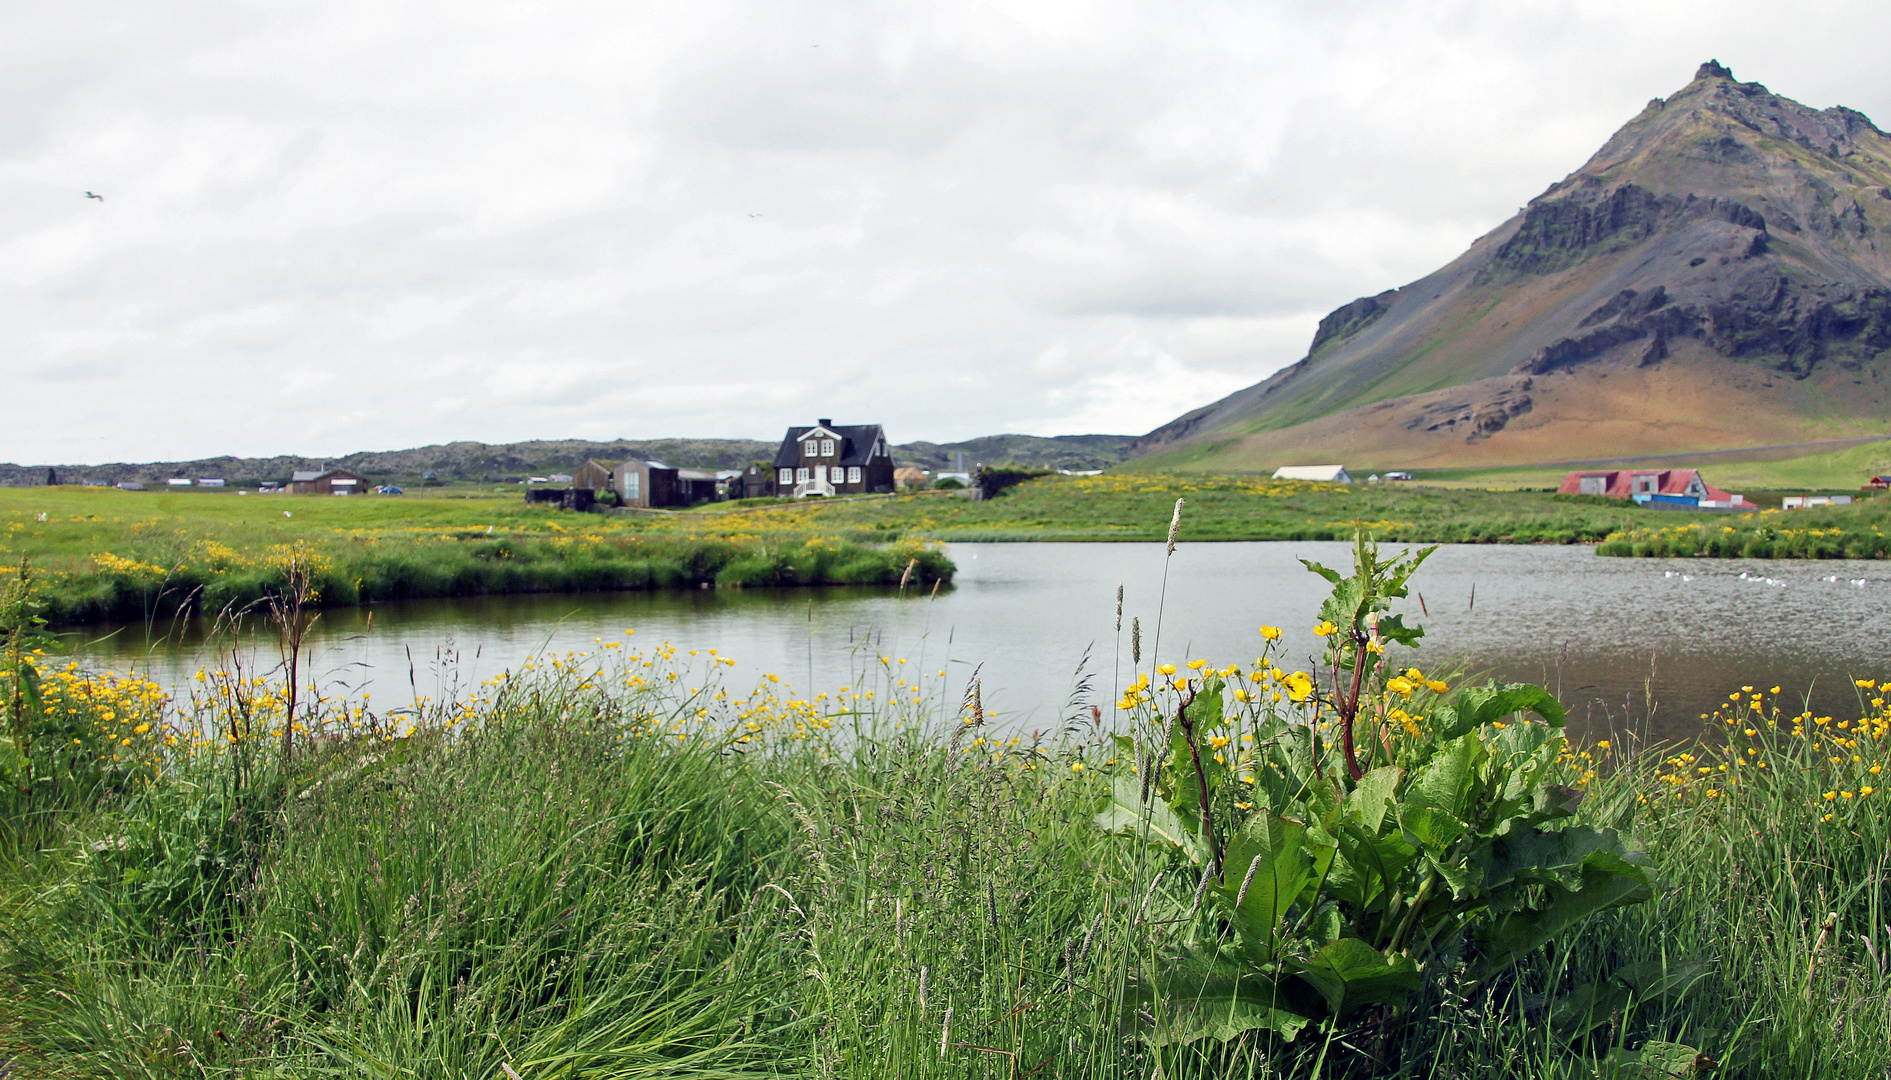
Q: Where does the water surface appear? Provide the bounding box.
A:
[67,542,1888,742]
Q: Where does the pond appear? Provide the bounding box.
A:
[63,541,1890,743]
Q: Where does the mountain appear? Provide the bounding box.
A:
[1129,62,1891,471]
[0,433,1137,487]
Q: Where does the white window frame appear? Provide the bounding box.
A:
[847,466,861,484]
[796,467,810,482]
[778,468,793,484]
[805,441,819,456]
[820,439,835,457]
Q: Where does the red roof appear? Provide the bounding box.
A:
[1559,468,1752,506]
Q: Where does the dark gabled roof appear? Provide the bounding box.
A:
[774,424,887,468]
[291,467,363,482]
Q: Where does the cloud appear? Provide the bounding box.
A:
[4,0,1890,462]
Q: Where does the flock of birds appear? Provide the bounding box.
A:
[1661,570,1874,588]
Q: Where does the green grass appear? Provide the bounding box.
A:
[1394,439,1891,493]
[682,473,1733,546]
[1599,497,1891,558]
[0,487,951,626]
[3,626,1890,1077]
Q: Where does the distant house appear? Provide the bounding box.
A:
[1558,469,1753,509]
[572,459,622,494]
[1272,465,1354,484]
[1384,471,1414,481]
[116,481,145,491]
[612,460,682,508]
[772,420,895,498]
[167,478,192,487]
[893,466,929,490]
[197,478,226,488]
[675,469,722,505]
[290,467,368,495]
[1866,476,1891,490]
[727,461,777,500]
[1782,495,1853,510]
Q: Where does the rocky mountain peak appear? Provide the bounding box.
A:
[1128,64,1891,470]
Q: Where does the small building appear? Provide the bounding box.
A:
[612,459,681,508]
[727,461,777,500]
[772,420,896,498]
[1384,471,1414,481]
[893,466,929,490]
[290,467,368,495]
[572,459,623,494]
[116,481,145,491]
[1782,495,1853,510]
[167,478,192,487]
[675,469,722,505]
[1866,476,1890,490]
[1558,469,1753,509]
[1272,465,1354,484]
[198,478,226,488]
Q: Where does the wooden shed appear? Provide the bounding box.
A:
[289,467,368,495]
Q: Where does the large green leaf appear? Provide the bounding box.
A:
[1288,937,1422,1016]
[1327,819,1417,913]
[1096,774,1208,864]
[1139,973,1316,1047]
[1342,766,1402,831]
[1438,682,1567,737]
[1405,736,1484,819]
[1219,813,1317,961]
[1476,859,1655,978]
[1484,826,1643,893]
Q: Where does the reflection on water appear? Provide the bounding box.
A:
[63,542,1890,743]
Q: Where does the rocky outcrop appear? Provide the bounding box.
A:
[1402,377,1535,440]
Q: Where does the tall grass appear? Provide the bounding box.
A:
[3,640,1890,1076]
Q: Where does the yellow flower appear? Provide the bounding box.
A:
[1596,740,1610,750]
[1260,626,1282,641]
[1386,677,1415,696]
[1156,663,1176,676]
[1312,621,1338,638]
[1282,671,1315,703]
[1186,659,1208,671]
[1069,762,1083,772]
[1426,679,1448,694]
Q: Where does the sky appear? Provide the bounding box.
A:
[5,0,1891,464]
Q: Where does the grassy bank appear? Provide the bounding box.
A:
[0,487,950,626]
[690,472,1761,545]
[3,575,1890,1075]
[1599,497,1891,558]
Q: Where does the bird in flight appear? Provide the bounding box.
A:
[749,213,762,218]
[84,191,103,201]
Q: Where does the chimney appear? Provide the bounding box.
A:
[818,418,832,427]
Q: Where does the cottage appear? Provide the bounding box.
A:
[772,420,896,498]
[289,467,368,495]
[1272,465,1353,484]
[572,459,622,494]
[727,461,777,500]
[611,459,684,508]
[1866,476,1891,490]
[893,466,929,490]
[1558,469,1753,509]
[675,469,722,505]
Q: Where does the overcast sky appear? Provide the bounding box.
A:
[5,0,1889,464]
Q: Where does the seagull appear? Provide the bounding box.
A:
[749,213,762,218]
[84,191,103,201]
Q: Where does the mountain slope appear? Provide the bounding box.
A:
[1130,62,1891,471]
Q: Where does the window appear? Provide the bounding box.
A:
[796,467,809,482]
[829,466,845,483]
[778,468,792,484]
[805,441,819,457]
[623,473,640,500]
[1632,475,1658,495]
[847,467,861,484]
[820,439,835,457]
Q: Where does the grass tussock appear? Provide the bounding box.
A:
[1,631,1889,1078]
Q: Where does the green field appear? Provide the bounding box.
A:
[0,486,950,626]
[685,472,1752,543]
[2,546,1888,1078]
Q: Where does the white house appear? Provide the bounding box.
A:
[1272,465,1353,484]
